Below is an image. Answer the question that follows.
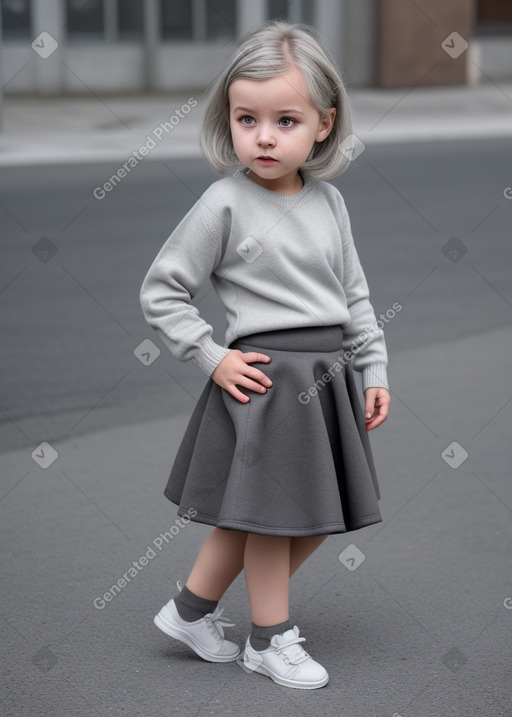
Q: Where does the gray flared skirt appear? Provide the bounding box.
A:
[164,325,383,536]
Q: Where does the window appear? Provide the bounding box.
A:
[65,0,143,41]
[206,0,236,40]
[268,0,290,21]
[160,0,236,40]
[66,0,104,37]
[160,0,192,40]
[118,0,144,39]
[1,0,31,40]
[267,0,315,24]
[302,0,315,26]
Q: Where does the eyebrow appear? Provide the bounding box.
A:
[232,106,305,115]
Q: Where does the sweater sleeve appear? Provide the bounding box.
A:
[337,193,389,392]
[139,194,231,377]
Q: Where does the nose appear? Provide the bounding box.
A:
[256,122,276,148]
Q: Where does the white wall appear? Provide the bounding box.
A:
[154,43,237,91]
[1,41,236,94]
[475,37,512,81]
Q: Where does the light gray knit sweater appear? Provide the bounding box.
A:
[139,167,389,392]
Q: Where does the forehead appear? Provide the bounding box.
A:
[228,65,314,111]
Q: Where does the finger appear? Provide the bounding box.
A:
[244,365,273,387]
[365,417,379,430]
[241,351,271,365]
[227,385,251,403]
[365,400,375,421]
[238,352,273,387]
[366,412,387,430]
[379,402,390,420]
[236,376,269,394]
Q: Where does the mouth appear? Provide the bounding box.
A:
[256,156,277,163]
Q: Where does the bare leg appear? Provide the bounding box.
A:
[289,535,328,576]
[184,529,328,603]
[244,534,291,625]
[185,528,248,600]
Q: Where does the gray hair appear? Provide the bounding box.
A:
[199,20,353,180]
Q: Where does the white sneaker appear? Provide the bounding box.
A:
[240,625,329,689]
[154,582,240,663]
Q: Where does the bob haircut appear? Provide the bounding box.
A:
[200,20,354,180]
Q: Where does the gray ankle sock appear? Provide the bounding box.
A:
[174,585,219,622]
[249,619,293,651]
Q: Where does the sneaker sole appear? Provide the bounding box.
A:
[153,611,240,663]
[251,663,329,689]
[242,651,329,689]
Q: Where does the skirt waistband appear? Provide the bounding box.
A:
[229,325,344,353]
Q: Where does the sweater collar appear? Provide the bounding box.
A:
[234,166,316,206]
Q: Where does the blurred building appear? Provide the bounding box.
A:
[0,0,511,94]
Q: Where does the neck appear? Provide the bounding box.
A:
[246,169,304,195]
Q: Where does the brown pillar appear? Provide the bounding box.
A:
[377,0,476,88]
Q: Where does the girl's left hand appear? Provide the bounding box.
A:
[364,387,390,430]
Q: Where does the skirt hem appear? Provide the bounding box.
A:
[166,491,382,537]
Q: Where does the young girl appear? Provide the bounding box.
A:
[139,20,390,690]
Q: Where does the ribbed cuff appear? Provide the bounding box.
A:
[192,334,231,377]
[362,362,389,392]
[175,585,218,612]
[251,620,292,639]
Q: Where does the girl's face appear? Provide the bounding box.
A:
[228,64,335,194]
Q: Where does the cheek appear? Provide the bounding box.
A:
[233,130,253,153]
[286,127,315,151]
[230,123,244,146]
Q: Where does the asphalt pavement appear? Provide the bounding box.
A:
[1,83,512,717]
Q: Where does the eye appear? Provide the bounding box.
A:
[239,115,255,126]
[278,117,296,127]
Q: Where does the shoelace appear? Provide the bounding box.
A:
[203,605,236,644]
[175,582,235,646]
[274,633,309,665]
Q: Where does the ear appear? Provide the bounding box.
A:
[316,107,336,143]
